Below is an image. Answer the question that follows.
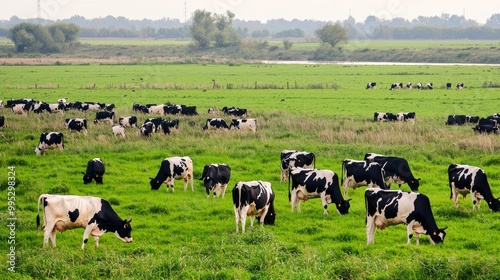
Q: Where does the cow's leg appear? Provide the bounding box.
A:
[183,177,188,191]
[290,189,297,213]
[81,225,94,250]
[58,144,64,152]
[471,191,477,210]
[221,184,227,198]
[406,224,414,245]
[234,207,240,233]
[320,193,329,215]
[366,216,375,245]
[476,196,481,211]
[241,211,248,234]
[93,235,100,247]
[44,222,56,247]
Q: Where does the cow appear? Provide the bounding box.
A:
[160,119,179,135]
[446,83,452,90]
[390,83,402,90]
[232,181,276,233]
[448,164,500,212]
[140,122,155,137]
[144,117,163,132]
[150,156,194,192]
[67,101,83,111]
[180,105,198,116]
[374,112,396,122]
[33,102,52,114]
[466,116,480,124]
[445,115,467,125]
[112,125,126,138]
[119,116,137,128]
[83,158,105,184]
[416,83,423,90]
[36,194,132,249]
[365,189,447,245]
[406,83,412,90]
[280,150,315,183]
[396,112,416,123]
[0,116,4,129]
[11,103,32,114]
[94,112,115,125]
[203,118,229,130]
[341,159,387,198]
[65,118,88,135]
[364,153,420,191]
[366,82,376,89]
[35,132,64,155]
[57,98,67,105]
[473,124,498,134]
[229,118,257,133]
[225,108,247,117]
[456,83,464,90]
[48,103,65,113]
[427,83,433,90]
[81,103,101,112]
[199,164,231,198]
[148,105,165,115]
[105,103,115,112]
[289,167,350,215]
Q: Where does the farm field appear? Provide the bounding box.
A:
[1,63,500,279]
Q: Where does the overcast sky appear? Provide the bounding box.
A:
[1,0,497,23]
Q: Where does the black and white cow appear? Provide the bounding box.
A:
[232,181,276,233]
[144,117,163,132]
[406,83,412,90]
[203,118,229,130]
[456,83,464,90]
[35,132,64,155]
[427,83,433,90]
[36,194,132,249]
[365,189,447,245]
[150,156,194,192]
[445,115,466,125]
[148,105,165,115]
[472,124,499,134]
[94,112,115,125]
[112,125,126,138]
[180,105,198,116]
[446,83,452,90]
[364,153,420,191]
[366,82,376,89]
[390,83,402,90]
[83,158,105,184]
[229,118,257,133]
[65,118,88,135]
[225,108,247,117]
[140,121,155,137]
[374,112,397,122]
[280,150,315,183]
[448,164,500,212]
[11,102,33,114]
[48,103,65,114]
[119,116,137,127]
[160,119,180,135]
[289,167,350,215]
[0,116,4,129]
[199,164,231,198]
[341,159,387,198]
[396,112,416,123]
[416,83,422,90]
[81,103,101,112]
[33,102,52,114]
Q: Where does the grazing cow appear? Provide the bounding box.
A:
[94,112,115,125]
[396,112,416,124]
[11,103,32,114]
[105,103,115,112]
[289,167,350,215]
[57,98,67,105]
[148,105,165,115]
[365,189,447,245]
[448,164,500,211]
[140,122,155,137]
[366,82,376,89]
[81,103,101,112]
[446,83,452,90]
[406,83,412,90]
[119,116,137,127]
[390,83,402,90]
[364,153,420,191]
[48,103,65,113]
[229,118,257,133]
[0,116,4,129]
[232,181,276,233]
[208,107,215,115]
[374,112,397,122]
[65,118,88,135]
[280,150,315,183]
[180,105,198,116]
[203,118,229,130]
[445,115,467,125]
[473,124,498,134]
[341,159,387,198]
[35,132,64,155]
[416,83,422,90]
[465,116,480,124]
[33,102,52,114]
[225,108,247,117]
[36,194,132,249]
[144,117,163,132]
[456,83,464,90]
[150,156,194,192]
[112,125,126,138]
[199,164,231,198]
[427,83,433,90]
[67,101,83,111]
[83,158,105,184]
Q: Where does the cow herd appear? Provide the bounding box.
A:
[367,82,464,90]
[446,113,500,134]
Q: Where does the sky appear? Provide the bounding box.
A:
[0,0,498,23]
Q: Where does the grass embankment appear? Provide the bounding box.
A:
[0,64,499,279]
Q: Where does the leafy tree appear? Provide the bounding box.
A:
[283,39,293,50]
[189,9,215,48]
[10,22,79,53]
[315,23,348,48]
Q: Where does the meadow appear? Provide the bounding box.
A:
[1,63,500,280]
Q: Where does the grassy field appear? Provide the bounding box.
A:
[1,63,500,279]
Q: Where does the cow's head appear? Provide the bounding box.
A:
[150,177,162,190]
[34,145,43,156]
[428,227,447,245]
[408,178,421,191]
[336,199,351,215]
[488,198,500,212]
[114,218,133,243]
[82,173,93,184]
[263,211,276,225]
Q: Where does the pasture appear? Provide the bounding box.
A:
[1,63,500,279]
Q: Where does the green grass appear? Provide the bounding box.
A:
[0,63,499,279]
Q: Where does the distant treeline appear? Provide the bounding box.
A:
[1,13,500,39]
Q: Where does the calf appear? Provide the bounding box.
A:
[119,116,137,127]
[233,181,276,233]
[140,122,155,137]
[365,189,447,245]
[229,118,257,133]
[448,164,500,211]
[203,118,229,130]
[289,167,350,215]
[364,153,420,191]
[341,159,386,198]
[280,150,315,183]
[94,112,115,125]
[65,118,88,135]
[35,132,64,155]
[150,156,194,192]
[83,158,105,184]
[200,164,231,198]
[36,194,132,249]
[112,125,126,138]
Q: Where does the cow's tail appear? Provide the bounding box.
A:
[340,160,346,186]
[288,170,291,202]
[312,153,316,169]
[36,195,45,234]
